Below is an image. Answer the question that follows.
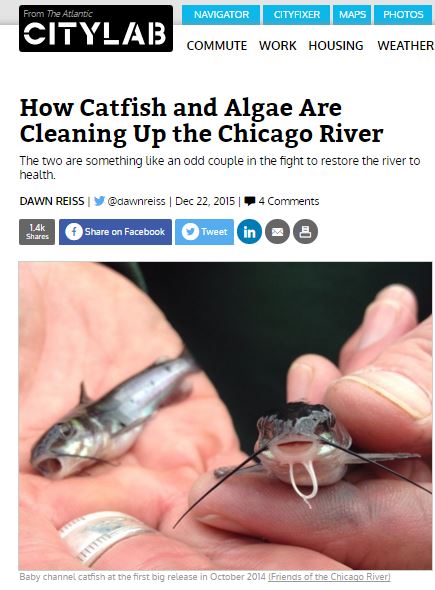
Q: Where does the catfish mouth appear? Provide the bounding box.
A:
[277,440,313,452]
[35,457,62,476]
[269,435,318,461]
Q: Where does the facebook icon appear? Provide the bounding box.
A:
[64,222,84,241]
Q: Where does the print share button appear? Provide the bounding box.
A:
[175,219,234,245]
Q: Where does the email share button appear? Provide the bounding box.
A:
[265,219,290,244]
[175,219,234,245]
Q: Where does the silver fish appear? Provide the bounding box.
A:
[30,350,199,479]
[173,401,430,527]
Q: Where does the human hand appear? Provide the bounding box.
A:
[20,262,346,570]
[187,285,432,569]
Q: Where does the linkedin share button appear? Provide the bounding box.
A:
[59,219,172,245]
[175,220,234,245]
[237,219,262,244]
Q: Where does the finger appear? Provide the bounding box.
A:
[21,469,173,530]
[187,471,432,570]
[20,503,214,570]
[326,317,432,454]
[20,506,87,570]
[287,355,341,403]
[204,542,349,570]
[340,284,418,373]
[92,527,213,570]
[163,483,349,570]
[56,509,346,570]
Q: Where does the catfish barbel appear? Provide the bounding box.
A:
[174,401,431,528]
[31,350,199,479]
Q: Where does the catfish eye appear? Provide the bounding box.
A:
[314,423,328,436]
[257,418,276,440]
[58,423,74,439]
[327,412,336,428]
[314,410,335,435]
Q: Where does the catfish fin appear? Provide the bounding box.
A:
[214,464,265,478]
[153,349,197,368]
[153,356,172,366]
[79,382,92,405]
[113,416,149,437]
[342,451,420,465]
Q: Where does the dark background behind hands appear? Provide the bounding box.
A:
[107,262,432,453]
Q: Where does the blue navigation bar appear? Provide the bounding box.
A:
[180,4,435,25]
[59,219,172,245]
[175,219,234,245]
[333,5,371,24]
[182,5,260,24]
[263,5,331,25]
[374,5,432,24]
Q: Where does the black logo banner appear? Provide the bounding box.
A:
[19,5,173,52]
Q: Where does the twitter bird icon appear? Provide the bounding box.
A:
[94,196,105,206]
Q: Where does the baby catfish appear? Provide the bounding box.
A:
[31,350,199,479]
[174,401,431,527]
[253,402,430,503]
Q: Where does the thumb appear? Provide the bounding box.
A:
[325,317,432,456]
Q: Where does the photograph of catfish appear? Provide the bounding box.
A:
[19,262,432,571]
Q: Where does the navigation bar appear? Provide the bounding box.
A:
[181,4,434,25]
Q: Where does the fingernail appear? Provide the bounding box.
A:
[375,284,415,306]
[358,301,400,350]
[196,514,247,534]
[341,370,432,419]
[288,363,314,399]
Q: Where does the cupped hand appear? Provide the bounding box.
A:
[188,285,432,570]
[20,262,345,570]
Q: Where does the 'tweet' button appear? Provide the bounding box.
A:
[175,219,234,245]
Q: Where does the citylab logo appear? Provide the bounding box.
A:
[20,5,173,52]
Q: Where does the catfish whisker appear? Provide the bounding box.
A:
[172,445,269,529]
